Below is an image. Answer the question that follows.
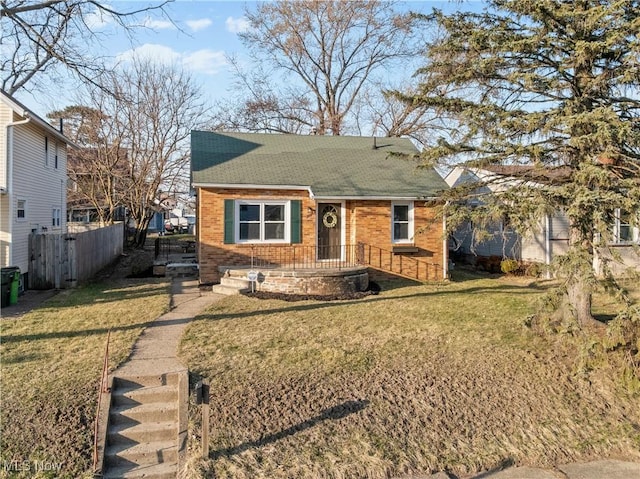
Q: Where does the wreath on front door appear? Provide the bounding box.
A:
[322,206,338,228]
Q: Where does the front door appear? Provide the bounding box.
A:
[317,203,341,260]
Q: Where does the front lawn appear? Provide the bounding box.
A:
[179,273,640,479]
[0,279,170,479]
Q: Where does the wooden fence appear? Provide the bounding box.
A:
[28,223,124,289]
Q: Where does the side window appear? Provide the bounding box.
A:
[52,208,61,227]
[16,199,26,220]
[392,202,414,243]
[614,209,638,244]
[45,136,49,167]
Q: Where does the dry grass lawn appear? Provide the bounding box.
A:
[1,278,170,479]
[179,272,640,479]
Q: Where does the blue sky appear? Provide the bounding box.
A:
[15,1,484,118]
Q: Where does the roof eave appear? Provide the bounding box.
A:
[191,183,442,201]
[192,182,316,198]
[312,195,441,201]
[1,91,79,148]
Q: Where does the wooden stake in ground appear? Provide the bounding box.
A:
[196,380,210,458]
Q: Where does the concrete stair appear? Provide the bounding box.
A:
[102,374,181,479]
[212,274,252,295]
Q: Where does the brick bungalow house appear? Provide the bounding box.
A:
[191,131,450,285]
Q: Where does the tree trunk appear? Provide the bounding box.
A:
[564,275,597,327]
[132,215,152,248]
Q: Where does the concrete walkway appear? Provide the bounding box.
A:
[115,279,223,377]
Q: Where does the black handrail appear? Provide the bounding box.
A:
[249,244,359,270]
[93,330,111,474]
[357,242,440,281]
[246,243,440,281]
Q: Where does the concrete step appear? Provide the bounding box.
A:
[220,276,251,289]
[111,384,178,407]
[166,263,199,279]
[211,284,250,295]
[110,402,177,425]
[108,421,176,445]
[114,373,179,389]
[102,461,177,479]
[104,440,177,468]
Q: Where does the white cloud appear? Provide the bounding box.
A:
[117,44,226,76]
[84,7,115,30]
[225,16,250,34]
[183,50,227,75]
[186,18,212,32]
[117,44,181,64]
[142,17,175,30]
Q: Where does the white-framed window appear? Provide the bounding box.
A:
[392,201,414,243]
[16,198,26,220]
[613,209,639,244]
[52,207,61,228]
[45,136,49,167]
[54,141,59,169]
[236,200,289,243]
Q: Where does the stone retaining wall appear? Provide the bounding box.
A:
[228,267,369,296]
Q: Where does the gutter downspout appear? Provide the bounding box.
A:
[5,116,31,266]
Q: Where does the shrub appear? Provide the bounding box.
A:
[500,259,520,275]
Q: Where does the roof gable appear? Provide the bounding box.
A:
[191,131,448,198]
[1,90,77,147]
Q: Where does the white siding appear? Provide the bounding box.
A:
[0,103,10,190]
[0,194,9,266]
[521,227,547,263]
[0,104,10,266]
[1,109,68,274]
[11,122,68,273]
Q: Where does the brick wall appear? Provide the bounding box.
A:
[351,200,445,281]
[197,188,445,283]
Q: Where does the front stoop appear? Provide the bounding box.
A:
[212,274,251,295]
[101,372,187,479]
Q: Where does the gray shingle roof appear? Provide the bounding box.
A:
[191,131,448,198]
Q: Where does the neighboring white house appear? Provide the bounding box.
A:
[0,91,75,287]
[444,166,639,276]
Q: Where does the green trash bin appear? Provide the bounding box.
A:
[1,267,20,307]
[9,268,20,305]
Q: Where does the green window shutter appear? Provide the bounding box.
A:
[224,199,235,244]
[290,200,301,244]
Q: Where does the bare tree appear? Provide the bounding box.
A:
[50,59,207,246]
[232,0,418,135]
[209,59,316,134]
[48,105,126,225]
[1,0,171,94]
[357,81,452,145]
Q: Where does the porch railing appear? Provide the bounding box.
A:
[249,244,360,270]
[358,243,440,281]
[247,243,440,281]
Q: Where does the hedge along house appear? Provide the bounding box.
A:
[191,131,450,293]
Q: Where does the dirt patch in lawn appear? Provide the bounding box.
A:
[180,277,640,479]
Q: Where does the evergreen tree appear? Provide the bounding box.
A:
[403,0,640,326]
